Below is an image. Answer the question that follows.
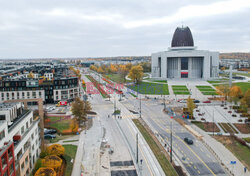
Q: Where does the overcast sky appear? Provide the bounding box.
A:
[0,0,250,59]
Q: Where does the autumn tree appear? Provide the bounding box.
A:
[240,89,250,108]
[110,64,118,73]
[47,144,65,156]
[70,118,79,133]
[35,167,56,176]
[90,65,98,71]
[97,67,104,73]
[128,65,144,84]
[27,72,34,78]
[42,155,62,169]
[187,96,195,118]
[125,63,132,70]
[71,97,92,125]
[229,86,243,105]
[118,65,129,82]
[216,84,230,104]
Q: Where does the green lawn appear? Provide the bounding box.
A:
[243,137,250,143]
[233,82,250,93]
[148,79,168,83]
[104,73,132,83]
[196,86,218,95]
[47,134,75,143]
[172,85,190,94]
[45,116,61,122]
[63,145,78,176]
[50,120,71,133]
[233,72,250,78]
[191,121,205,131]
[133,119,178,176]
[214,136,250,170]
[127,82,169,95]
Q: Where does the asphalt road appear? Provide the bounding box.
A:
[121,95,227,176]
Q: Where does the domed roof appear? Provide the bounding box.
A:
[171,26,194,47]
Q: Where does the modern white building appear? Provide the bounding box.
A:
[0,102,40,176]
[151,26,219,79]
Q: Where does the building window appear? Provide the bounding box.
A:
[0,115,6,121]
[30,117,33,124]
[26,122,29,129]
[21,126,24,134]
[181,57,188,70]
[21,162,24,170]
[0,130,5,140]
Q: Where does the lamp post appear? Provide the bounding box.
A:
[139,94,142,118]
[170,116,173,163]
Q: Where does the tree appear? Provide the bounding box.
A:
[229,86,243,104]
[128,65,144,84]
[35,167,56,176]
[71,97,92,125]
[216,84,230,104]
[187,96,195,118]
[110,64,118,73]
[42,155,62,169]
[240,89,250,108]
[90,65,98,71]
[97,67,104,73]
[125,63,132,70]
[47,144,65,156]
[118,65,129,82]
[27,72,34,78]
[70,118,79,133]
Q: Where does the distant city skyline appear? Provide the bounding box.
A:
[0,0,250,59]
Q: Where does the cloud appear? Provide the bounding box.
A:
[124,0,250,28]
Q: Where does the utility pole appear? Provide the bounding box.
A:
[170,116,173,163]
[114,93,116,118]
[136,133,138,163]
[163,94,166,111]
[139,94,142,118]
[213,108,215,136]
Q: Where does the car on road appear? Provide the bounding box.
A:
[203,100,211,103]
[44,128,57,134]
[44,134,56,139]
[193,100,200,103]
[184,137,193,145]
[179,100,187,103]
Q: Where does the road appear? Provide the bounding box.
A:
[120,93,228,176]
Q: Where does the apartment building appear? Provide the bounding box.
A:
[0,102,40,176]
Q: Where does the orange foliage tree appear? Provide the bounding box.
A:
[47,144,65,156]
[34,167,56,176]
[42,155,62,169]
[70,118,79,133]
[229,86,243,104]
[110,64,118,73]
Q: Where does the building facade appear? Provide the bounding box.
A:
[151,26,219,79]
[0,102,40,176]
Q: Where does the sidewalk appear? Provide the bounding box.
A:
[191,124,250,176]
[71,116,102,176]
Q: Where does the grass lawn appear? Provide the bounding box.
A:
[219,123,238,134]
[148,79,168,83]
[104,73,131,83]
[196,86,218,95]
[47,134,75,143]
[243,137,250,143]
[133,119,178,176]
[63,139,79,143]
[214,136,250,170]
[232,82,250,93]
[45,116,62,122]
[48,119,72,133]
[191,121,220,132]
[63,145,78,176]
[172,85,190,95]
[127,82,169,95]
[233,72,250,78]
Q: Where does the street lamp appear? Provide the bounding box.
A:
[170,116,173,163]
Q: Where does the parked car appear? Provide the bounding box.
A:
[203,100,211,103]
[184,137,193,145]
[193,100,200,103]
[179,100,187,103]
[44,134,56,139]
[44,128,57,134]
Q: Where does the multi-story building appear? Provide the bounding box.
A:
[0,102,40,176]
[0,76,80,104]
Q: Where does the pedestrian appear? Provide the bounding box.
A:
[244,167,247,173]
[164,143,167,148]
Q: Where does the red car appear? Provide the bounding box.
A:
[203,100,211,103]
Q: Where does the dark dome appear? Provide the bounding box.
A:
[171,26,194,47]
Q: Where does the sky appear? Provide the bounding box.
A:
[0,0,250,59]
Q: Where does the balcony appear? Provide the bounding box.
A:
[8,110,31,132]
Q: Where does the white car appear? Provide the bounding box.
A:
[179,100,187,103]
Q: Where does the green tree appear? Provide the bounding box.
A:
[71,97,91,125]
[240,89,250,108]
[187,96,195,118]
[128,65,144,84]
